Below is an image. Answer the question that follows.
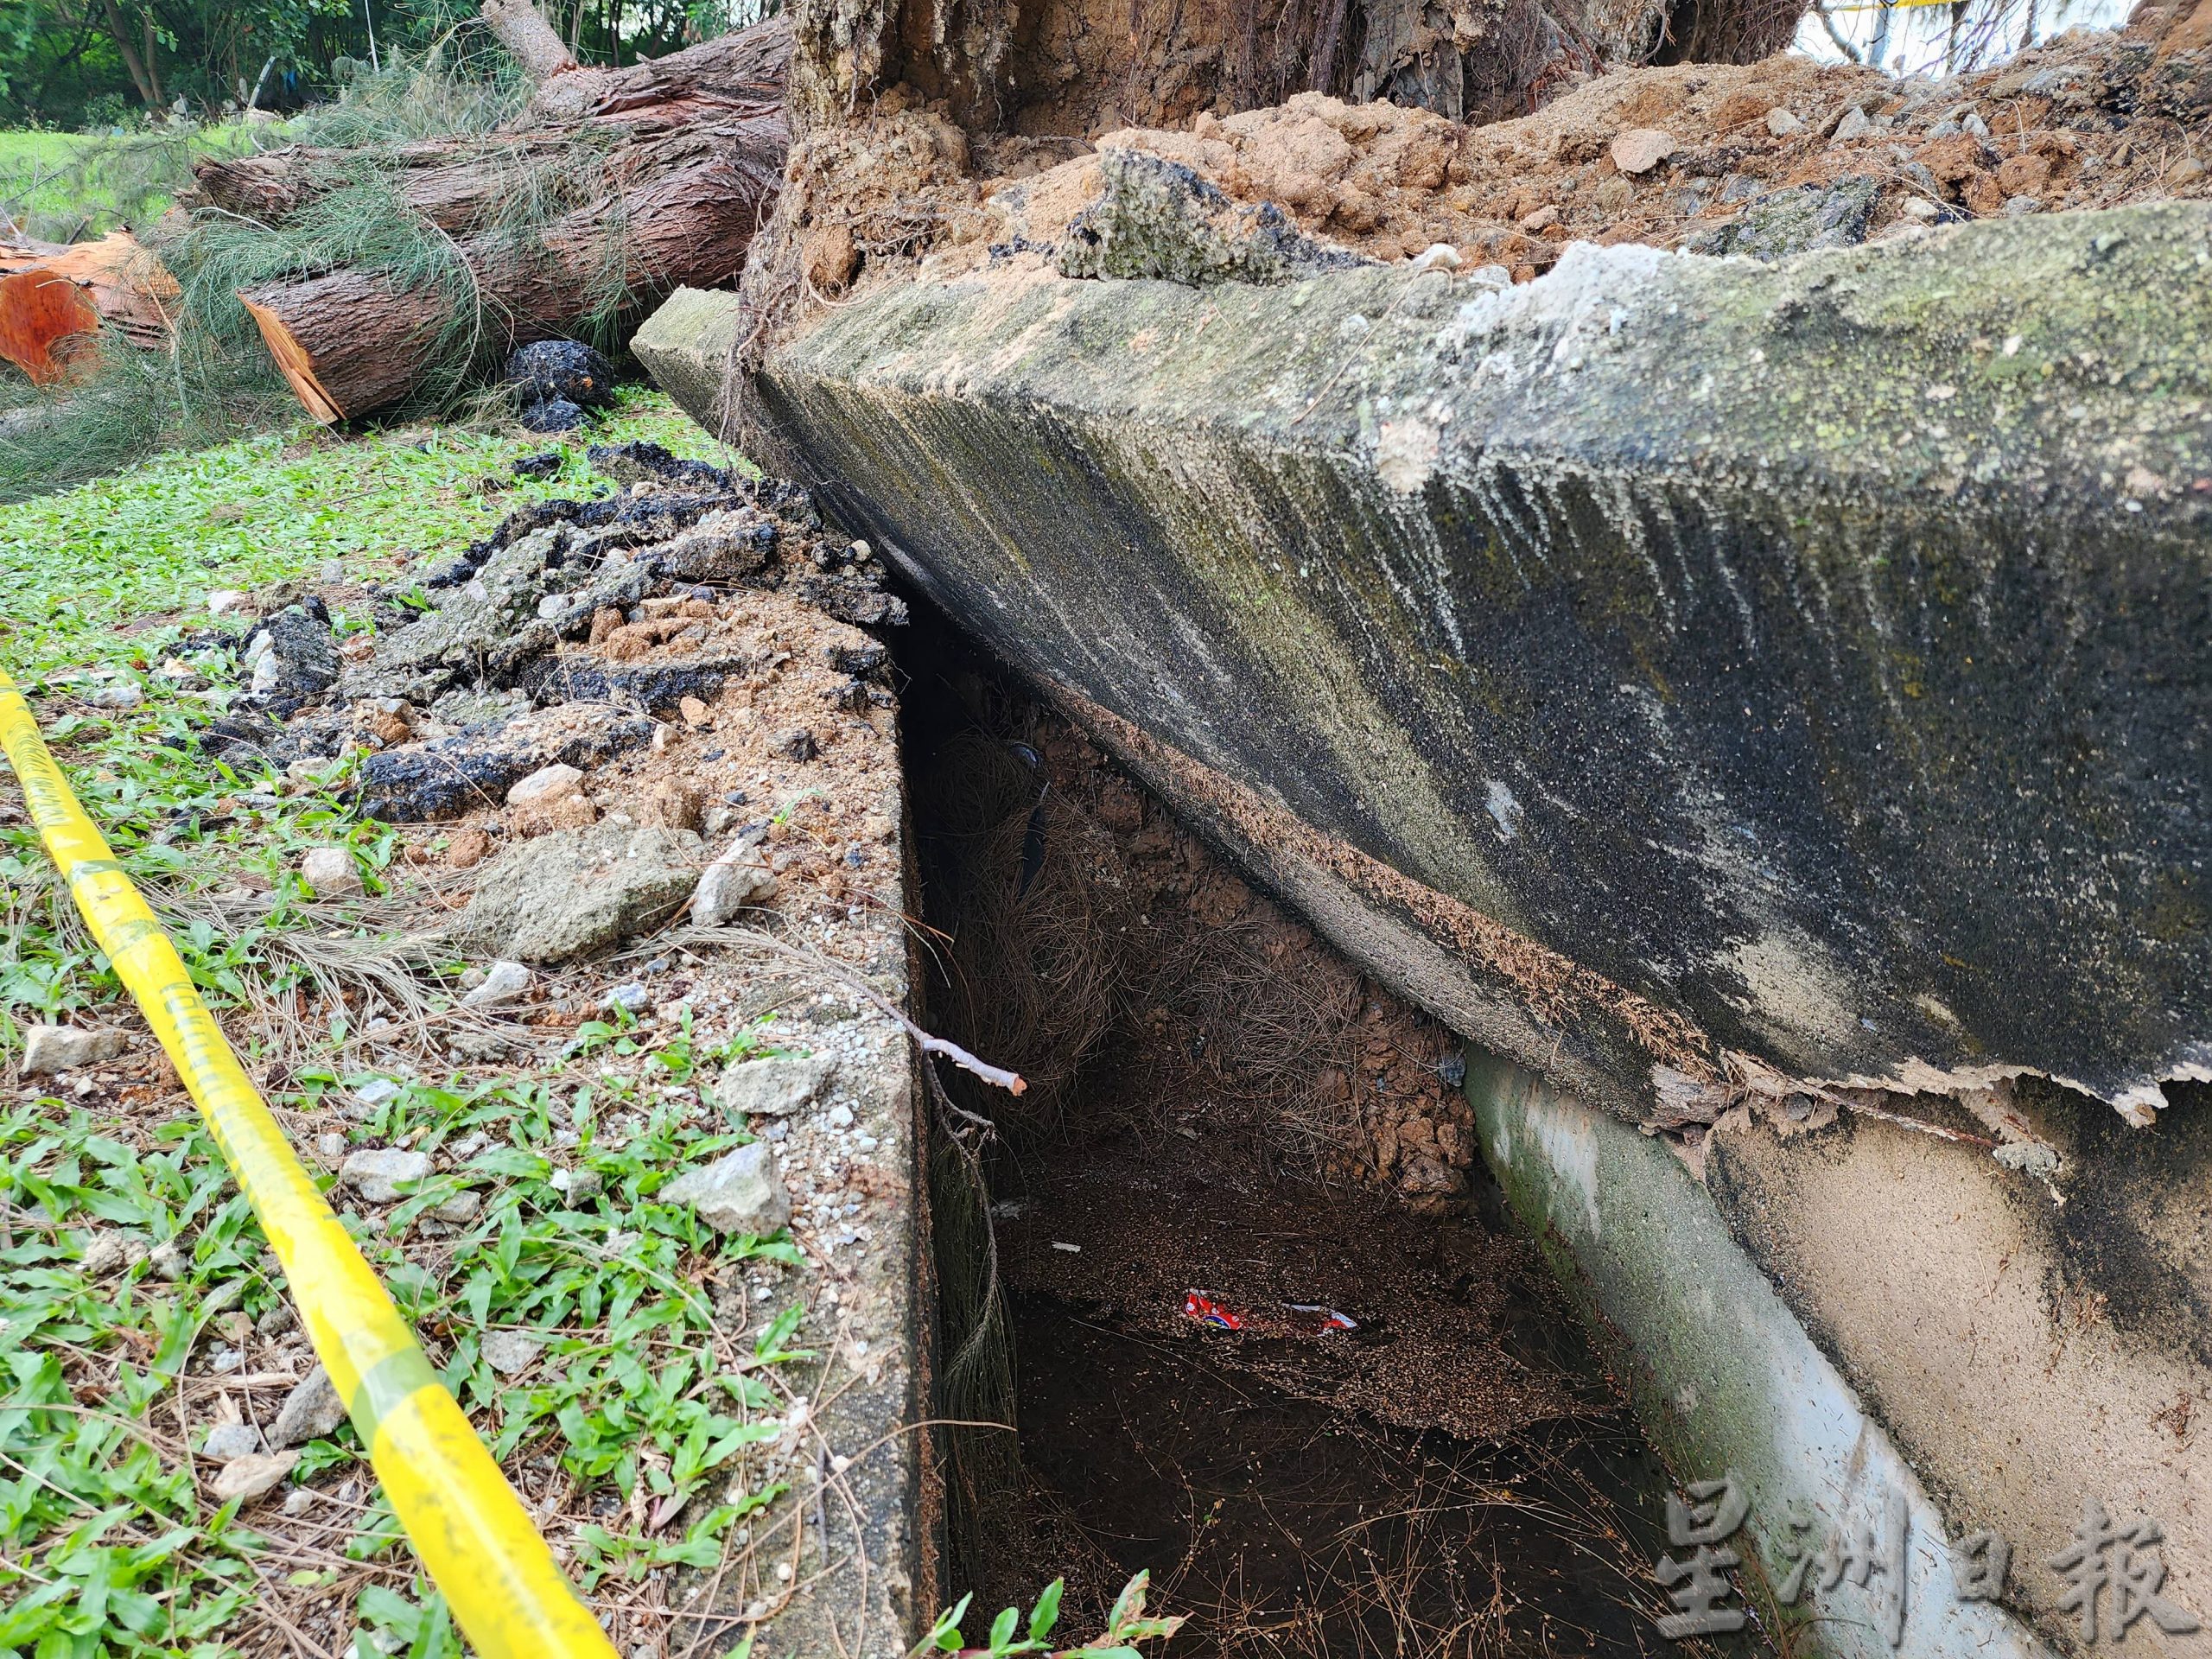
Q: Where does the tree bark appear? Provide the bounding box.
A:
[0,232,175,385]
[236,143,779,420]
[192,15,790,422]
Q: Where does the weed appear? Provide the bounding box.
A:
[918,1570,1185,1658]
[0,394,760,1655]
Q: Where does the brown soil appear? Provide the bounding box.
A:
[904,650,1732,1656]
[785,28,2209,304]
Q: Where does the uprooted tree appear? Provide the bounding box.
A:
[188,6,791,421]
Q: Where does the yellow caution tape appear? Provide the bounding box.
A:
[0,668,617,1659]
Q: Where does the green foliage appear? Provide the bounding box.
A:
[917,1572,1186,1659]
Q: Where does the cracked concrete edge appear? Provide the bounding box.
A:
[669,790,937,1659]
[1468,1051,2060,1659]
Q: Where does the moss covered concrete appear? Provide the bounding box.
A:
[713,202,2212,1123]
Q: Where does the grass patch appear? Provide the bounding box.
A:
[0,395,799,1656]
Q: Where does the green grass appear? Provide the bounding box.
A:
[0,124,279,240]
[0,394,803,1657]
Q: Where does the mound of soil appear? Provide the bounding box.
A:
[799,29,2209,298]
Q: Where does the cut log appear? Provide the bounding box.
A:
[192,13,789,422]
[238,144,779,421]
[0,232,176,385]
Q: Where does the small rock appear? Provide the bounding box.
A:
[604,982,651,1014]
[1765,107,1805,137]
[257,1303,297,1337]
[270,1365,348,1447]
[207,589,251,617]
[481,1331,544,1376]
[1831,105,1872,144]
[2170,156,2208,186]
[715,1054,837,1117]
[692,855,777,927]
[462,959,533,1008]
[149,1239,188,1281]
[1609,127,1675,175]
[79,1231,128,1276]
[826,1103,855,1129]
[1516,203,1559,232]
[298,847,362,898]
[315,1131,348,1159]
[638,776,705,832]
[774,727,819,761]
[433,1188,483,1224]
[340,1147,432,1204]
[660,1143,792,1235]
[89,681,144,710]
[457,823,703,964]
[679,696,712,728]
[507,763,584,807]
[211,1451,297,1503]
[202,1423,264,1460]
[550,1166,605,1205]
[2004,194,2044,216]
[281,1485,318,1516]
[1408,242,1461,271]
[355,1077,403,1113]
[22,1022,128,1074]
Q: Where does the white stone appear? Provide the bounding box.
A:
[270,1365,348,1447]
[691,855,777,927]
[660,1143,791,1235]
[506,763,584,807]
[480,1331,543,1376]
[355,1077,402,1112]
[1409,243,1461,271]
[1765,107,1805,137]
[211,1450,297,1503]
[281,1485,317,1516]
[1831,106,1872,143]
[207,589,251,616]
[1609,126,1675,175]
[315,1132,347,1159]
[340,1147,431,1204]
[462,959,532,1007]
[89,681,143,709]
[714,1054,836,1118]
[299,847,362,897]
[148,1239,187,1281]
[202,1422,263,1460]
[22,1022,126,1074]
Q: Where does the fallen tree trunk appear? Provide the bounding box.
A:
[188,19,788,230]
[197,11,789,422]
[0,232,175,385]
[238,137,779,420]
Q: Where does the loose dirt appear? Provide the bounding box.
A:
[903,637,1721,1655]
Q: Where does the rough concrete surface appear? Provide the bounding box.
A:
[715,200,2212,1128]
[1703,1081,2212,1650]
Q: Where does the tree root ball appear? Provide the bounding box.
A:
[506,340,616,410]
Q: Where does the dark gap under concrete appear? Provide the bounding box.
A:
[893,591,1757,1657]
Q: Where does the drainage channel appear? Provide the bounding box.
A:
[895,610,1757,1658]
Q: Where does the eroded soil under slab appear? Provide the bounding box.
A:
[903,631,1749,1657]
